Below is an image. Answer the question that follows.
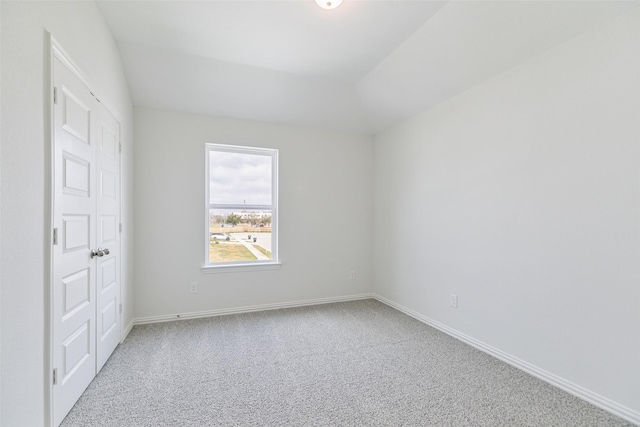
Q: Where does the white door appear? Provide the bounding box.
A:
[95,104,121,372]
[52,55,121,426]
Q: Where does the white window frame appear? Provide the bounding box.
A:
[203,143,279,271]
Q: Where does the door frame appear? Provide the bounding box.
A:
[46,34,124,427]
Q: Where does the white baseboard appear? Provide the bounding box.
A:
[132,293,375,325]
[121,318,135,343]
[373,294,640,426]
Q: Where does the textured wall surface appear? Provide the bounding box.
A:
[373,9,640,416]
[0,2,133,425]
[134,107,373,318]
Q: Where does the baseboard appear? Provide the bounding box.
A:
[133,293,376,325]
[121,318,135,343]
[373,294,640,426]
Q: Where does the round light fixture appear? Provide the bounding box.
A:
[315,0,343,10]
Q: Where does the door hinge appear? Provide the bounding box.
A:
[119,223,123,233]
[119,143,122,153]
[53,228,58,245]
[53,87,58,105]
[119,303,123,314]
[53,368,58,385]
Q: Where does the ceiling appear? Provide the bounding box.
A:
[96,0,637,135]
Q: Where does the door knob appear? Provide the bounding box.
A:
[91,248,105,259]
[103,248,110,255]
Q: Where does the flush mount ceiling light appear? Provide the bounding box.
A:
[315,0,343,10]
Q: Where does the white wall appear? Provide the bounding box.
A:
[134,108,372,319]
[373,9,639,419]
[0,2,134,425]
[0,0,3,421]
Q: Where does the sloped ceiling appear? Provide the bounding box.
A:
[97,0,637,135]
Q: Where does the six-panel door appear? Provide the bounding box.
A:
[52,55,121,426]
[96,106,121,372]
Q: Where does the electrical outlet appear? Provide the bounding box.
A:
[349,271,356,280]
[450,294,458,309]
[190,282,198,294]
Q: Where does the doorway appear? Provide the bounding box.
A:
[51,45,122,426]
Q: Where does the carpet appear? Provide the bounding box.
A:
[61,299,632,426]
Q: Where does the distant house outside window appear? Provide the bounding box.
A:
[204,143,278,268]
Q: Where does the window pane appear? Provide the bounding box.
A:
[209,151,272,205]
[209,208,272,263]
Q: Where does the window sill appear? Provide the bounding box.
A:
[201,262,282,274]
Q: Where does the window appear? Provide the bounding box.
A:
[205,144,278,268]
